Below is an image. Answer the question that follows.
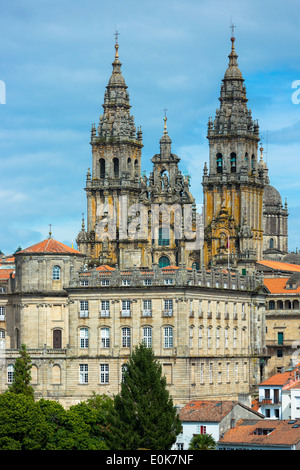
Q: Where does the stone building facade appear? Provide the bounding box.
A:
[0,240,266,408]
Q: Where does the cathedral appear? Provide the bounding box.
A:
[0,32,291,408]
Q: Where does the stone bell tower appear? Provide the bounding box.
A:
[202,32,268,273]
[76,35,143,266]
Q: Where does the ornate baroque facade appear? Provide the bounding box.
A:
[0,33,290,408]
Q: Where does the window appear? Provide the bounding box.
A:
[122,279,131,286]
[52,265,61,280]
[230,152,236,173]
[80,328,89,348]
[278,332,284,345]
[122,328,131,348]
[269,300,275,310]
[100,364,109,384]
[158,227,169,246]
[121,364,128,382]
[0,330,5,349]
[143,300,152,317]
[143,279,152,286]
[79,364,88,384]
[196,425,206,435]
[101,328,110,348]
[80,301,89,317]
[113,157,119,178]
[0,306,5,321]
[99,158,105,178]
[80,279,89,286]
[121,300,131,317]
[7,364,14,384]
[216,153,223,174]
[269,238,274,249]
[143,327,152,348]
[164,327,173,348]
[159,256,170,268]
[101,279,110,286]
[164,278,173,285]
[101,300,110,317]
[164,299,173,316]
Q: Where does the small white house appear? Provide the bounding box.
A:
[257,364,300,419]
[173,400,264,450]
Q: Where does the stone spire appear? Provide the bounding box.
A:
[208,34,259,139]
[96,35,142,144]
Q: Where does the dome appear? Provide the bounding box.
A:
[264,184,282,207]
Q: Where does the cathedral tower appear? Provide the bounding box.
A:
[202,33,267,272]
[76,36,143,265]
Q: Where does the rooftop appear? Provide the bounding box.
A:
[218,419,300,448]
[178,400,261,422]
[17,238,83,255]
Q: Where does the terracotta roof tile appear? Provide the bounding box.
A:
[17,238,83,255]
[0,269,15,280]
[263,277,300,294]
[259,364,300,387]
[179,400,237,422]
[257,260,300,273]
[219,419,300,447]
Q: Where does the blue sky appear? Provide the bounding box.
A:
[1,0,300,254]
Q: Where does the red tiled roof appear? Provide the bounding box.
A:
[17,238,82,255]
[219,419,300,447]
[263,277,300,294]
[96,265,115,271]
[257,260,300,273]
[179,400,237,422]
[0,269,15,280]
[259,364,300,387]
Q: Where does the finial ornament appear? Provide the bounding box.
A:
[163,108,168,134]
[48,224,52,239]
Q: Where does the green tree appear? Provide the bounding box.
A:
[69,393,113,449]
[0,392,49,449]
[188,433,217,450]
[107,343,181,450]
[37,398,106,450]
[9,344,34,398]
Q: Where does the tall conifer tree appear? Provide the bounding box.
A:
[107,343,181,450]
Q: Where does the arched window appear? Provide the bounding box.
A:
[143,327,152,348]
[99,158,105,178]
[101,328,110,348]
[7,364,14,384]
[52,364,61,384]
[134,159,139,175]
[216,153,223,174]
[122,327,131,348]
[52,265,61,280]
[164,327,173,348]
[268,300,275,310]
[113,157,119,178]
[251,154,255,171]
[80,328,89,348]
[230,152,236,173]
[159,256,170,268]
[0,329,5,349]
[269,238,274,249]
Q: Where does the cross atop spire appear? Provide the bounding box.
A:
[230,20,236,39]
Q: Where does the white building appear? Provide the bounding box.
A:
[173,400,264,450]
[257,363,300,419]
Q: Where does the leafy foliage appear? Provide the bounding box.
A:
[188,433,217,450]
[9,344,34,397]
